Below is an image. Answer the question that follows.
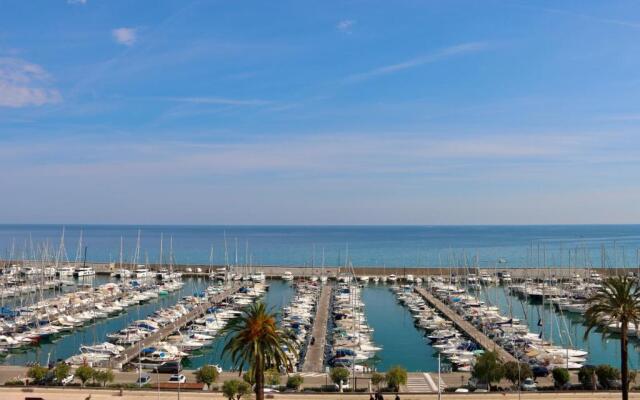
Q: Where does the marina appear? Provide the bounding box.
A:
[0,225,638,377]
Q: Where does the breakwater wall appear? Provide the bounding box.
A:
[1,260,630,279]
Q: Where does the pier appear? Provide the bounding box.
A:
[414,287,517,363]
[109,283,240,369]
[301,284,332,372]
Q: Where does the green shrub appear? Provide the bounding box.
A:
[265,369,280,386]
[223,380,240,400]
[596,364,620,389]
[236,381,251,399]
[286,374,304,391]
[75,365,94,387]
[53,363,71,384]
[4,379,25,386]
[578,365,597,389]
[552,368,570,388]
[471,351,504,387]
[370,372,385,389]
[195,365,220,390]
[385,366,408,392]
[503,361,532,387]
[26,364,48,383]
[330,367,350,390]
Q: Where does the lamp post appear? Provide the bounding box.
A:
[437,352,441,400]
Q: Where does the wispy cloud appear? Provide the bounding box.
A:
[156,96,272,106]
[67,0,87,4]
[112,27,137,46]
[344,42,489,83]
[0,57,62,108]
[337,19,356,33]
[531,6,640,29]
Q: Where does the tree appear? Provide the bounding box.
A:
[196,365,220,390]
[242,370,255,385]
[27,364,48,383]
[236,381,251,400]
[596,364,621,389]
[75,365,94,387]
[471,351,504,391]
[584,276,640,400]
[578,365,597,389]
[221,302,297,400]
[265,369,280,386]
[552,368,570,389]
[370,372,385,390]
[286,374,304,391]
[385,366,407,392]
[92,369,114,387]
[503,362,532,388]
[53,363,71,385]
[223,380,240,400]
[330,367,350,391]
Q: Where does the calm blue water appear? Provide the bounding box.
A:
[2,225,640,267]
[362,285,438,372]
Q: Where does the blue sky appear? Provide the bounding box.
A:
[1,0,640,224]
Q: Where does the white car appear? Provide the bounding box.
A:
[168,374,186,384]
[61,374,74,386]
[521,378,537,391]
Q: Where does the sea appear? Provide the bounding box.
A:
[1,224,640,267]
[1,224,640,372]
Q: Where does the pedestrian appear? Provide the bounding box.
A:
[395,393,400,400]
[379,390,385,400]
[369,393,375,400]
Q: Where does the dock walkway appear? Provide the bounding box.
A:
[414,287,516,363]
[110,283,240,369]
[301,284,332,372]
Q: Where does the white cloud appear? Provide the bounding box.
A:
[0,57,62,108]
[112,28,137,46]
[158,96,271,106]
[337,19,356,33]
[344,42,489,83]
[67,0,87,4]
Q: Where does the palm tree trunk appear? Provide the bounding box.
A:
[254,361,264,400]
[622,322,629,400]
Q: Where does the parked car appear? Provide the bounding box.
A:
[60,374,75,386]
[521,378,537,391]
[152,361,183,374]
[168,374,186,384]
[136,374,151,385]
[532,365,550,377]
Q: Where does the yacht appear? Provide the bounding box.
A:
[56,265,75,277]
[251,272,266,282]
[73,266,95,277]
[134,265,151,278]
[115,269,132,279]
[282,271,294,281]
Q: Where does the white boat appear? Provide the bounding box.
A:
[388,274,397,283]
[282,271,294,281]
[134,265,151,278]
[251,272,266,282]
[56,266,75,276]
[115,269,132,279]
[74,266,95,277]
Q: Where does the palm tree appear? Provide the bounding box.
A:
[584,275,640,400]
[221,301,297,400]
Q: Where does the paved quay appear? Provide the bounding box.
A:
[414,287,517,363]
[1,387,637,400]
[302,284,332,372]
[109,283,240,369]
